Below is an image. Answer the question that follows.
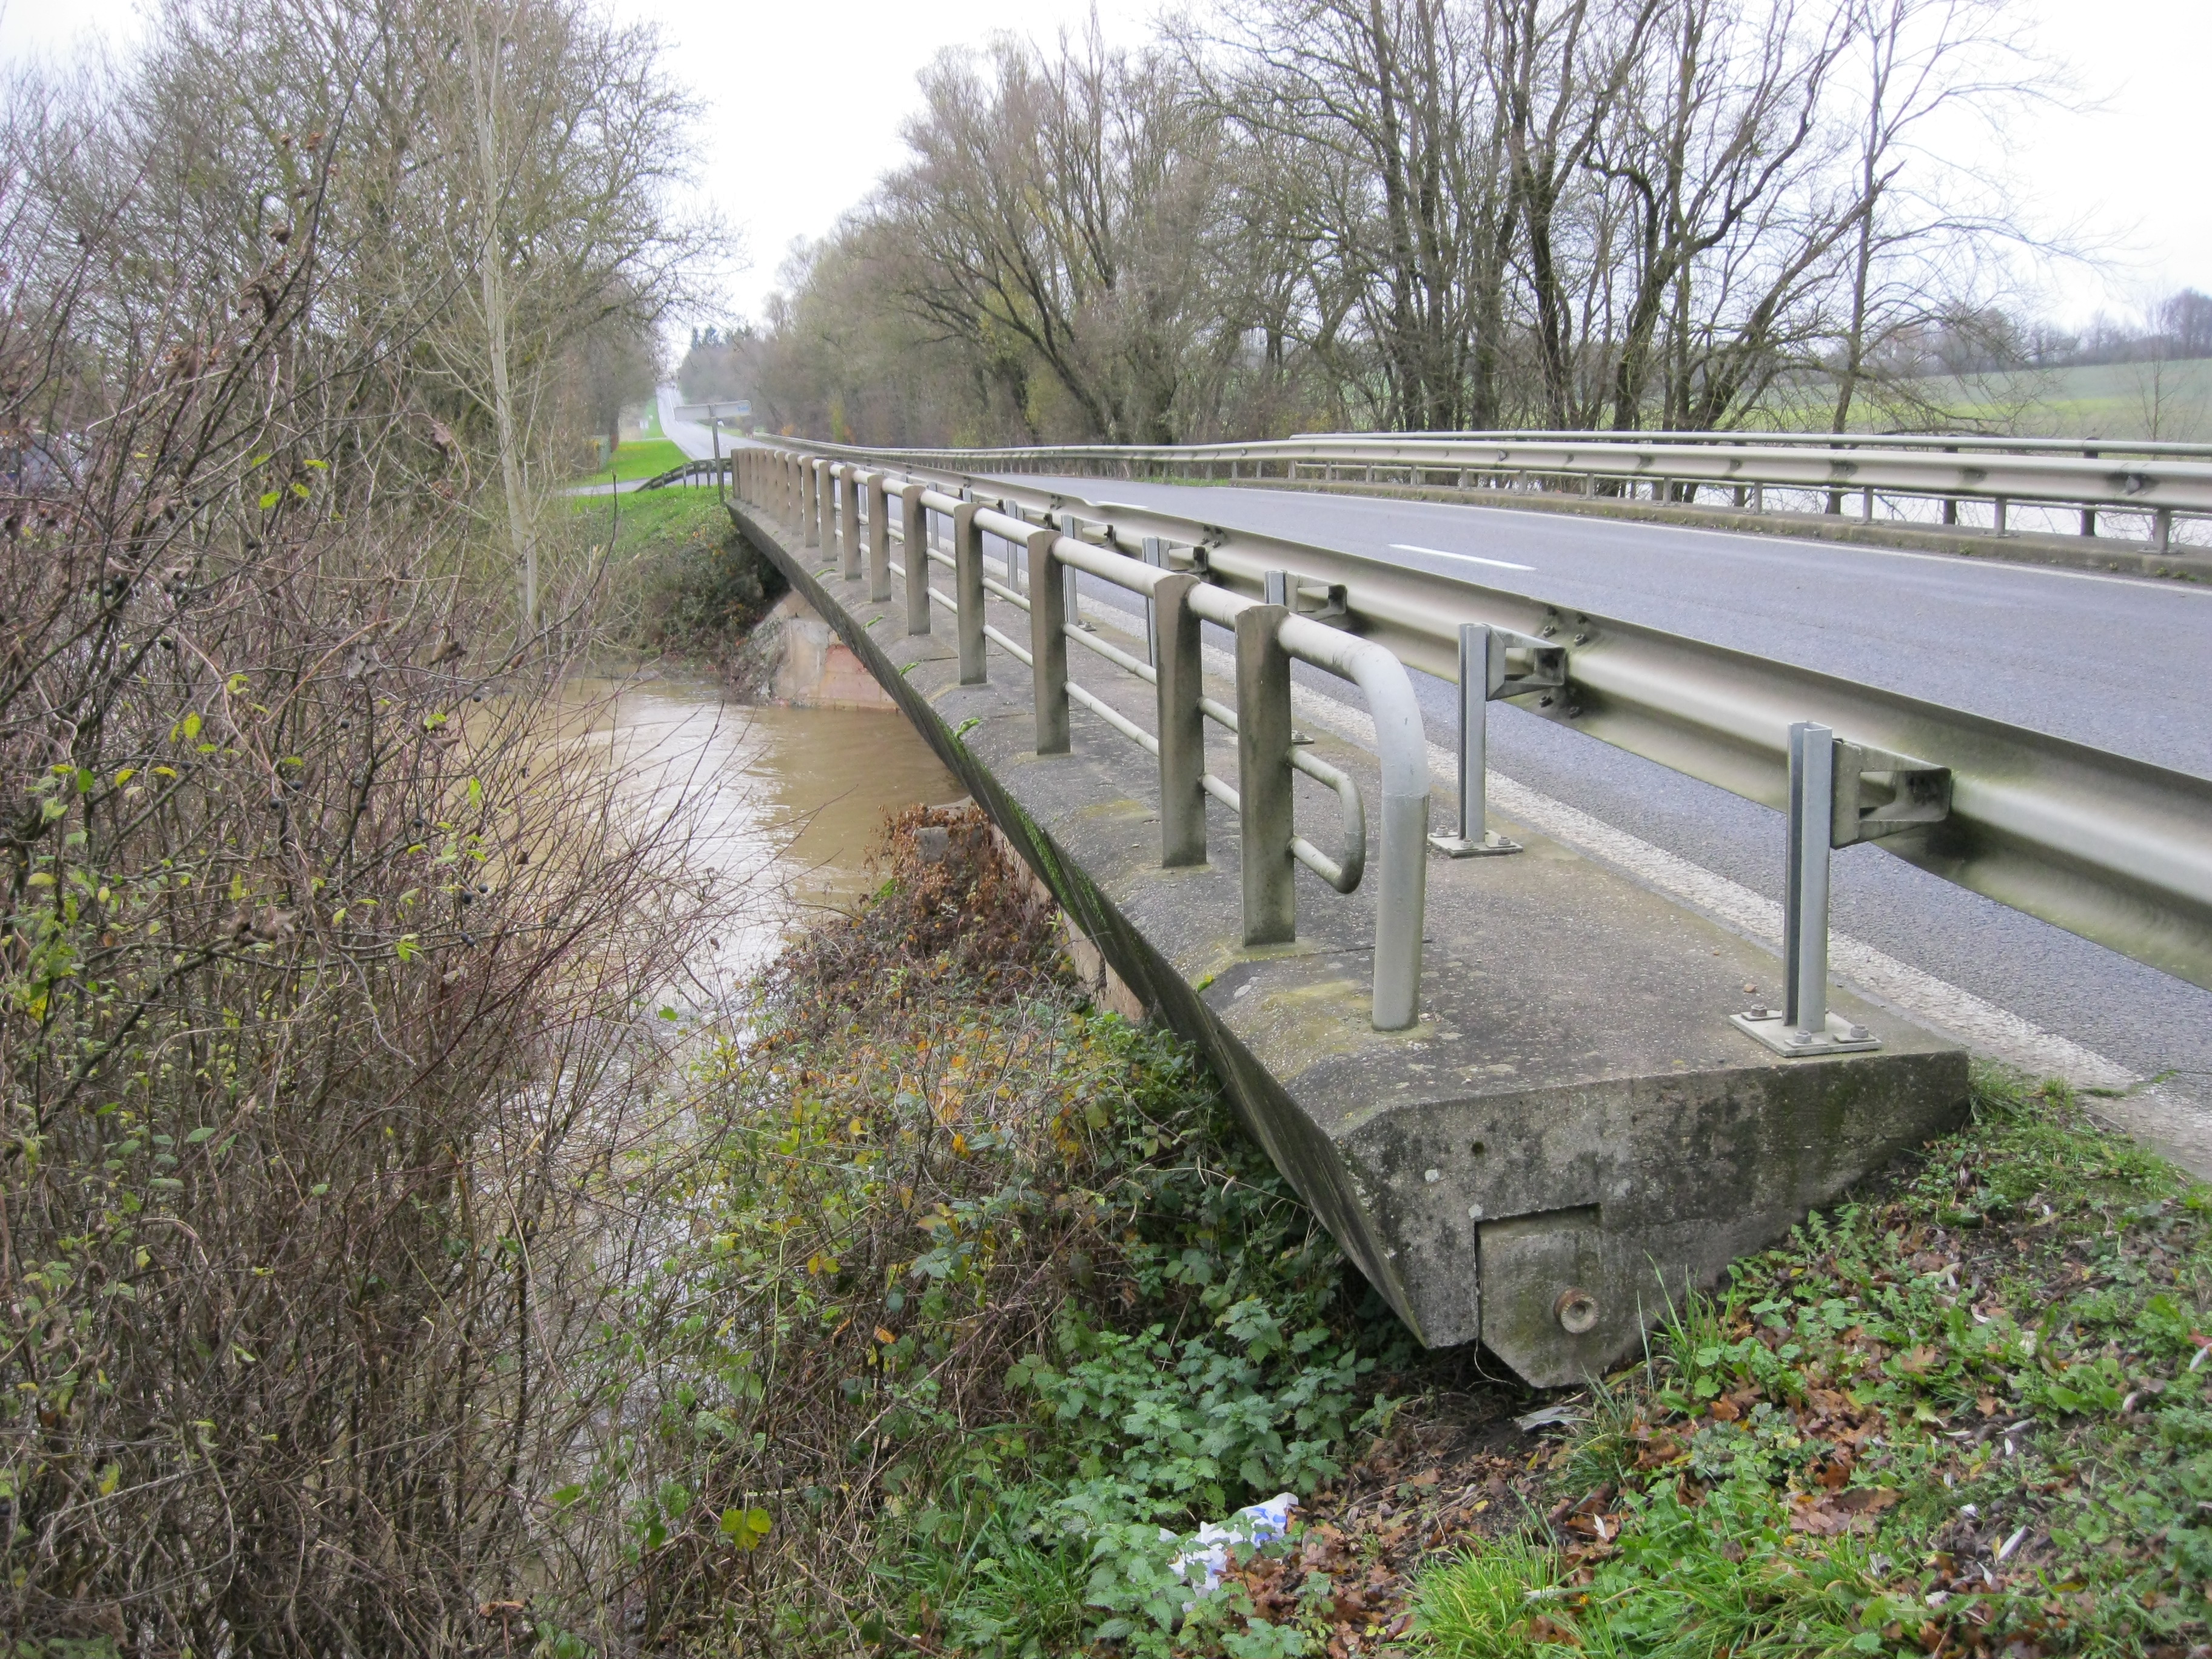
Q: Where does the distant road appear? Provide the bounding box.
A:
[660,387,733,464]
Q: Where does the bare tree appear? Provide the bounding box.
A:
[870,27,1233,443]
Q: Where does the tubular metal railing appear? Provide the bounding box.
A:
[732,439,2212,1051]
[732,444,1431,1029]
[743,431,2212,555]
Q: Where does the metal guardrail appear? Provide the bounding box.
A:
[743,449,1432,1029]
[734,440,2212,1031]
[769,431,2212,554]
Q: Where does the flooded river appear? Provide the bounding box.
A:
[580,675,962,976]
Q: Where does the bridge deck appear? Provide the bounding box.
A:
[732,500,1966,1386]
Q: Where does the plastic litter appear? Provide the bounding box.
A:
[1513,1403,1583,1433]
[1163,1493,1299,1592]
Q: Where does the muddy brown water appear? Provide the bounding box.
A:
[576,676,960,979]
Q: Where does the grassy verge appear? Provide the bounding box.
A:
[574,435,689,486]
[1390,1074,2212,1659]
[555,807,1423,1654]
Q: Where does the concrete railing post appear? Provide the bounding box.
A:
[839,466,862,582]
[954,498,985,685]
[1236,604,1296,947]
[1152,571,1206,868]
[805,459,824,550]
[900,481,930,634]
[1027,528,1069,755]
[866,472,892,602]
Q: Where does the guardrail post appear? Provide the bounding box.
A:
[1151,571,1207,868]
[1993,496,2009,537]
[839,466,862,581]
[953,498,985,684]
[1027,527,1069,755]
[1236,604,1296,946]
[900,482,930,634]
[1731,723,1877,1057]
[2154,506,2174,554]
[1061,515,1088,631]
[866,472,892,602]
[1428,624,1520,857]
[1785,722,1833,1036]
[1142,536,1167,665]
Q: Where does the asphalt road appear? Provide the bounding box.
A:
[1017,476,2212,1140]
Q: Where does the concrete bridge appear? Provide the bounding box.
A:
[714,453,2012,1387]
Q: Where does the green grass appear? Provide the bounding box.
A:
[1752,361,2212,441]
[571,437,688,487]
[565,480,722,545]
[1403,1069,2212,1659]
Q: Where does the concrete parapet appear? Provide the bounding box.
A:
[729,501,1969,1387]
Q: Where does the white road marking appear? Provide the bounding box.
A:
[1389,543,1536,571]
[1406,498,2212,595]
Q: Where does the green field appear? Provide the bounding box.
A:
[1775,360,2212,441]
[572,437,689,488]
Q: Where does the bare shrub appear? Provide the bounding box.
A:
[0,72,725,1654]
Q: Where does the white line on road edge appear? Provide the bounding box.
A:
[1270,668,2212,1178]
[1401,498,2212,596]
[1389,543,1536,571]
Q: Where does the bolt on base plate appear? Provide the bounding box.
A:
[1729,1008,1882,1057]
[1429,831,1523,858]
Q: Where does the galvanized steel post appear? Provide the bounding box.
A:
[866,472,892,603]
[1152,571,1206,868]
[953,499,986,685]
[1427,624,1520,857]
[1785,721,1834,1037]
[1142,536,1167,665]
[900,481,930,634]
[1732,723,1875,1057]
[1027,528,1069,755]
[838,466,862,582]
[1236,605,1296,946]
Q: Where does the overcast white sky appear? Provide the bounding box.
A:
[4,0,2204,332]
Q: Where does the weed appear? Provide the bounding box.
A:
[1401,1067,2212,1659]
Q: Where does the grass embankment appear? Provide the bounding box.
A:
[1395,1074,2212,1659]
[563,486,780,654]
[578,805,1416,1653]
[568,804,2211,1658]
[575,435,691,487]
